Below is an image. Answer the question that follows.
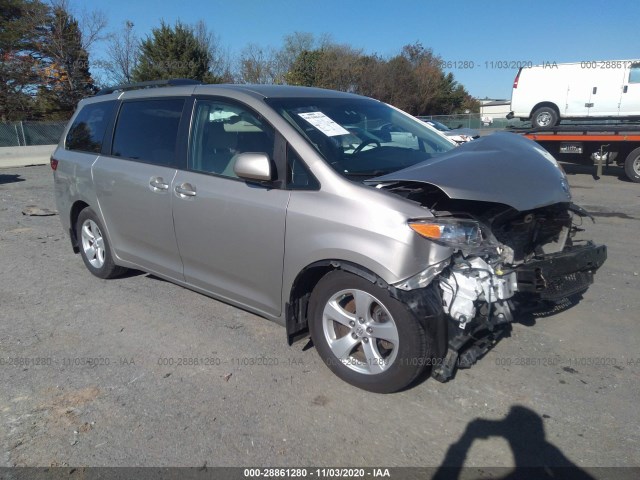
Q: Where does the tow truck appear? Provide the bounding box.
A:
[508,123,640,183]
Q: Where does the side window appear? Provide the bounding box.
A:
[65,101,115,153]
[111,98,185,166]
[190,100,275,178]
[287,145,319,190]
[629,63,640,84]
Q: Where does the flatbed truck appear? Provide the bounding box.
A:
[509,124,640,182]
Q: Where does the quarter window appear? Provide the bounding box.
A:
[287,145,319,190]
[65,101,115,153]
[190,100,275,178]
[111,99,185,166]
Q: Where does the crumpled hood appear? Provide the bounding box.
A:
[367,132,572,211]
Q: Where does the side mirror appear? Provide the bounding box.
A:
[233,152,272,182]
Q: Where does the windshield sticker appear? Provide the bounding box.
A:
[298,112,350,137]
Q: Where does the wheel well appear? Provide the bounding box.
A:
[285,261,382,345]
[69,200,90,253]
[530,102,560,118]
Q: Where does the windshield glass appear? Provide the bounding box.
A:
[266,97,455,180]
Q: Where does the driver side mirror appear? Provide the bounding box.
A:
[233,152,272,182]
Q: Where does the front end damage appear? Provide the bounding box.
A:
[384,188,606,382]
[365,133,608,381]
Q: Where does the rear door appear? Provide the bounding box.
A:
[586,66,625,117]
[619,62,640,115]
[171,98,290,316]
[565,65,592,117]
[92,97,187,280]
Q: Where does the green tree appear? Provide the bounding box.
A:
[284,40,478,116]
[35,3,97,119]
[286,49,323,86]
[132,21,210,82]
[0,0,48,121]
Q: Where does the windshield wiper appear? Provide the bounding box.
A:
[343,170,392,179]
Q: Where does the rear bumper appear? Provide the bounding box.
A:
[515,242,607,300]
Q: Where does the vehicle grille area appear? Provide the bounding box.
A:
[489,204,572,263]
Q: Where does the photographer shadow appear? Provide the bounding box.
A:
[433,405,595,480]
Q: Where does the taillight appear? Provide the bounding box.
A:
[50,156,59,170]
[513,68,522,89]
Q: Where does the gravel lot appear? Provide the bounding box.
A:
[0,162,638,473]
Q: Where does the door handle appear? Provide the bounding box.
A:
[175,183,197,197]
[149,177,169,191]
[624,85,628,93]
[592,87,597,94]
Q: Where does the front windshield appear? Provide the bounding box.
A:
[266,97,454,180]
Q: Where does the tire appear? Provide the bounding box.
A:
[531,106,559,128]
[308,270,430,393]
[624,147,640,183]
[76,207,127,279]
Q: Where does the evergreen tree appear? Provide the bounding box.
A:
[132,21,210,82]
[0,0,48,121]
[36,4,97,119]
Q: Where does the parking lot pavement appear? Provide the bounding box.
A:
[0,164,639,470]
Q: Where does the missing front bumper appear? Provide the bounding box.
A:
[515,242,607,301]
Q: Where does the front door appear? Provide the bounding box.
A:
[172,98,289,316]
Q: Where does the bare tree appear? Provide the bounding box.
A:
[47,0,107,54]
[193,20,232,82]
[103,20,139,84]
[237,43,276,84]
[79,9,108,53]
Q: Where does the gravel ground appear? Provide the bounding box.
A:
[0,163,638,473]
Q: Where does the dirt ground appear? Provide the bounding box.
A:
[0,163,638,475]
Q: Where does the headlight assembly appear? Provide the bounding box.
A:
[409,218,483,248]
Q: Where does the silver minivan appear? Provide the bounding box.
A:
[52,80,606,392]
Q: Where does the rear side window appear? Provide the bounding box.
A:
[629,63,640,84]
[65,101,115,153]
[111,98,185,166]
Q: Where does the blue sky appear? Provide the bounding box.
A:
[72,0,640,100]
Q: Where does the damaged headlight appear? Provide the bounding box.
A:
[409,218,483,248]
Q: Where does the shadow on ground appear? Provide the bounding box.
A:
[560,161,630,182]
[0,173,25,185]
[432,405,596,480]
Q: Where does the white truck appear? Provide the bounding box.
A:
[507,60,640,128]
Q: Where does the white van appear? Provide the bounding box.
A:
[507,60,640,128]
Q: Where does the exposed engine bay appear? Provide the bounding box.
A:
[382,180,607,382]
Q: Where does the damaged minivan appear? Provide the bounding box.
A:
[52,81,607,393]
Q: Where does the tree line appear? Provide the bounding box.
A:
[1,0,479,121]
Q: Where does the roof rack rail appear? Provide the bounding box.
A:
[95,78,203,96]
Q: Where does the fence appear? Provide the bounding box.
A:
[0,121,67,147]
[418,113,530,130]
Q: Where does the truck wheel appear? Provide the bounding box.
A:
[624,147,640,183]
[531,107,559,128]
[308,270,430,393]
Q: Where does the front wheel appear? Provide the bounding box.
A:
[76,208,127,279]
[309,270,430,393]
[624,147,640,183]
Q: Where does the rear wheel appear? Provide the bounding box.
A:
[624,147,640,183]
[76,208,127,279]
[309,270,430,393]
[531,106,559,128]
